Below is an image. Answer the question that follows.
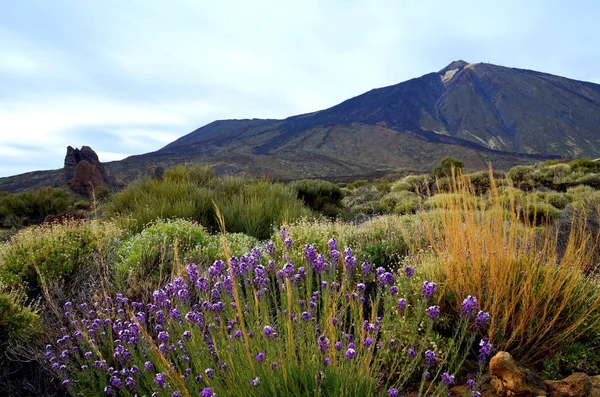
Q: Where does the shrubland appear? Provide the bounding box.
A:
[1,160,600,395]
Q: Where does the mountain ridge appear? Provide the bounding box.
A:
[3,60,600,192]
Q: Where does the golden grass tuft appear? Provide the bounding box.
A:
[421,168,600,364]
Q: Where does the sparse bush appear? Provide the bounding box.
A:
[290,179,345,218]
[0,220,125,292]
[431,156,464,179]
[0,285,41,347]
[569,158,600,173]
[115,219,210,295]
[105,165,309,239]
[0,187,73,228]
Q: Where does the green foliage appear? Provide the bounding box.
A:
[431,156,464,179]
[290,179,345,218]
[187,232,259,265]
[0,286,41,346]
[0,221,124,290]
[105,165,309,240]
[569,158,600,173]
[349,179,369,189]
[115,219,209,292]
[542,339,600,379]
[0,187,73,228]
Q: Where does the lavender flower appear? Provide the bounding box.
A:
[251,377,261,386]
[408,348,416,358]
[466,379,475,390]
[200,388,215,397]
[441,372,455,386]
[461,295,479,317]
[390,285,398,296]
[154,373,166,388]
[264,325,275,338]
[479,338,492,358]
[346,348,356,360]
[205,368,214,378]
[388,388,399,397]
[427,305,441,321]
[404,267,415,278]
[327,237,338,251]
[256,352,265,362]
[424,350,436,366]
[475,311,490,329]
[397,298,407,312]
[265,240,276,258]
[422,281,437,298]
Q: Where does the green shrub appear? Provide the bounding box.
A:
[105,166,309,239]
[115,219,209,292]
[390,181,413,192]
[349,179,369,189]
[187,232,259,265]
[0,187,73,228]
[0,221,124,290]
[569,158,600,173]
[431,156,464,178]
[507,165,534,184]
[289,179,345,218]
[0,285,41,346]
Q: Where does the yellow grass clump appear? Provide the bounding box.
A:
[421,168,600,364]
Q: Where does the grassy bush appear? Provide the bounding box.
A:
[420,172,600,364]
[0,220,125,292]
[0,187,73,228]
[115,219,210,294]
[105,166,309,240]
[187,232,259,266]
[0,285,41,347]
[290,179,345,218]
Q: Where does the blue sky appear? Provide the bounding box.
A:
[1,0,599,177]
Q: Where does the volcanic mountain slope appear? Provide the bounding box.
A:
[109,60,600,181]
[2,60,600,191]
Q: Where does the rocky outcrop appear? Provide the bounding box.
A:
[63,146,112,196]
[544,373,591,397]
[490,351,547,396]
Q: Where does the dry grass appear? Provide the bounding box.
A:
[421,169,600,364]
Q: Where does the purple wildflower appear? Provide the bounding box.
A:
[475,311,490,329]
[264,325,275,338]
[388,389,399,397]
[346,348,356,360]
[205,368,214,378]
[461,295,479,317]
[327,238,338,251]
[397,298,407,312]
[427,305,441,321]
[422,281,437,298]
[200,388,214,397]
[390,285,399,296]
[441,372,455,386]
[425,350,436,366]
[407,348,416,358]
[256,352,265,362]
[154,373,166,388]
[405,267,415,277]
[466,379,475,389]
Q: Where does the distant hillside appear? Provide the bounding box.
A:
[4,60,600,192]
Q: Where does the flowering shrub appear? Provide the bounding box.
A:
[46,229,491,396]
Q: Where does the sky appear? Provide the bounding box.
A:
[1,0,599,177]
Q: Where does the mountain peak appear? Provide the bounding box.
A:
[438,60,469,74]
